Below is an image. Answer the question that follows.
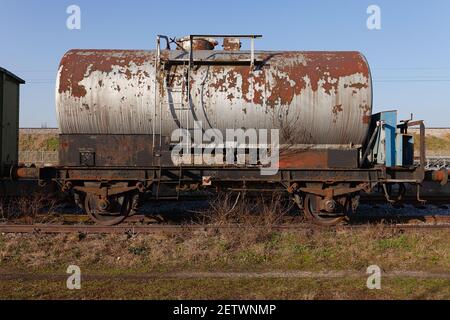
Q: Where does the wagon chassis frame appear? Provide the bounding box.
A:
[36,165,424,199]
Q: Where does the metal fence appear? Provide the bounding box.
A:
[18,151,58,166]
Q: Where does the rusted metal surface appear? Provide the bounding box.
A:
[277,149,359,169]
[223,38,241,51]
[15,167,39,179]
[56,48,372,147]
[428,168,449,186]
[57,50,155,134]
[59,134,156,166]
[176,36,218,50]
[51,166,384,185]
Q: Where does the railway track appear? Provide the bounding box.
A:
[361,195,450,205]
[1,215,449,234]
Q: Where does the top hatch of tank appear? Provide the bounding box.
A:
[167,34,262,51]
[176,37,218,50]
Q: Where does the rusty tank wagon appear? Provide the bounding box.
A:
[12,34,440,226]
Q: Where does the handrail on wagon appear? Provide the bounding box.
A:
[188,34,262,68]
[155,34,263,68]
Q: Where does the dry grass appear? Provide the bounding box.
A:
[193,192,295,243]
[200,192,293,226]
[0,203,448,300]
[0,193,59,221]
[0,227,448,299]
[0,227,448,274]
[0,192,448,276]
[414,133,450,156]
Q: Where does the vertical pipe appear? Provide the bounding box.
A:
[187,36,193,153]
[153,36,160,153]
[420,121,426,169]
[250,37,255,68]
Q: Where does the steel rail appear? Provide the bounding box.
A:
[17,212,450,224]
[0,220,449,234]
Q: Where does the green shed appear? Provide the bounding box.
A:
[0,67,25,177]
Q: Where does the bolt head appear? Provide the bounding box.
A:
[97,199,110,211]
[323,199,336,213]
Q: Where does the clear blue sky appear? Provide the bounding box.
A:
[1,0,449,127]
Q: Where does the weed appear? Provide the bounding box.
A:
[201,191,292,228]
[1,191,63,221]
[128,246,148,256]
[377,234,412,250]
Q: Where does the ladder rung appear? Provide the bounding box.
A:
[155,196,181,200]
[162,58,258,64]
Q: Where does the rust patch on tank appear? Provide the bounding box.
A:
[362,115,371,124]
[264,52,370,107]
[359,103,371,123]
[176,37,218,50]
[208,67,265,105]
[223,38,241,51]
[209,66,227,91]
[58,50,153,98]
[332,104,343,115]
[348,82,368,89]
[237,67,265,105]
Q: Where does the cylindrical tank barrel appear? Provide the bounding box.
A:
[56,49,372,147]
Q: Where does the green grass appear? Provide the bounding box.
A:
[19,133,58,151]
[45,137,59,151]
[376,234,413,250]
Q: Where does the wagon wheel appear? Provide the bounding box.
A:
[296,193,347,226]
[84,193,132,226]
